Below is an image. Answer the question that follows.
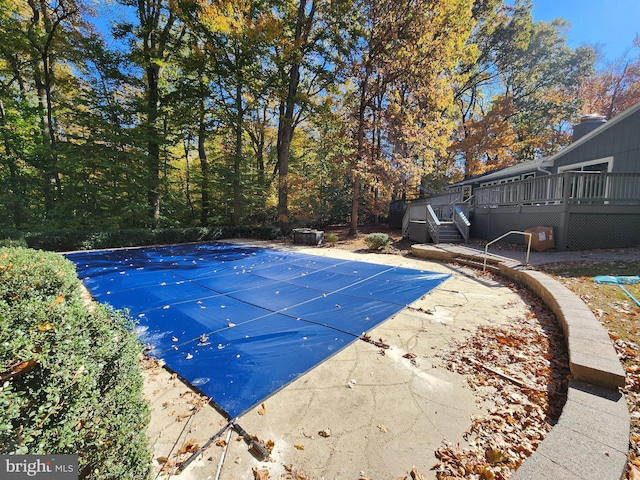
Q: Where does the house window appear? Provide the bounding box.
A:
[557,156,613,174]
[558,157,614,201]
[480,176,519,188]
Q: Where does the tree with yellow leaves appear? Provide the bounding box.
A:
[342,0,477,234]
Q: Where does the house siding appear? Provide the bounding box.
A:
[552,107,640,174]
[392,102,640,250]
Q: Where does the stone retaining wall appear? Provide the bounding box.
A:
[411,245,630,480]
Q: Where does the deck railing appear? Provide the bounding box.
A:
[474,172,640,207]
[426,204,441,244]
[453,205,471,243]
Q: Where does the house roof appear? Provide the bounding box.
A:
[448,157,550,188]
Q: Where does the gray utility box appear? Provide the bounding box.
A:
[293,228,324,245]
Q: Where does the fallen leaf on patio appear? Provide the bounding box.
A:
[318,428,331,438]
[258,403,267,415]
[479,466,496,479]
[159,459,175,473]
[215,438,227,447]
[177,438,199,456]
[252,467,270,480]
[377,424,388,432]
[294,444,304,450]
[266,439,275,453]
[156,456,169,464]
[409,467,428,479]
[403,352,417,359]
[435,294,570,480]
[485,447,509,464]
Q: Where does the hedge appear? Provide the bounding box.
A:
[22,225,282,252]
[0,247,152,479]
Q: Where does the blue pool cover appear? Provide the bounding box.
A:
[66,243,449,418]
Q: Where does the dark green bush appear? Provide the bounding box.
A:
[0,247,80,303]
[364,232,390,250]
[0,248,151,479]
[24,225,283,252]
[0,229,27,248]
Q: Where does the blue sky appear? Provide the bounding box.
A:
[93,1,638,62]
[529,0,640,61]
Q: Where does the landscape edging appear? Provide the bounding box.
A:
[410,245,630,480]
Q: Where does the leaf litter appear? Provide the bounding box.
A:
[433,284,570,479]
[540,257,640,479]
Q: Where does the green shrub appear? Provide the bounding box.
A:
[24,225,283,252]
[364,232,390,250]
[325,233,339,244]
[0,237,28,248]
[0,229,27,248]
[0,248,151,479]
[0,247,81,304]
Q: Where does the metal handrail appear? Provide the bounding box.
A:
[483,231,532,272]
[448,195,464,207]
[459,195,474,205]
[453,205,471,243]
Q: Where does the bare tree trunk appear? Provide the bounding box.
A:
[136,0,180,228]
[146,62,161,228]
[198,102,210,226]
[182,136,195,220]
[276,96,293,232]
[349,66,371,236]
[233,69,243,226]
[276,0,316,234]
[26,0,69,219]
[0,100,24,227]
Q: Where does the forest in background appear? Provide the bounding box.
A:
[1,0,639,235]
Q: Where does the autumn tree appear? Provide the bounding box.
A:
[114,0,186,228]
[449,0,595,179]
[193,1,281,225]
[579,38,640,120]
[270,0,349,233]
[0,0,105,226]
[343,0,476,235]
[453,95,519,176]
[488,0,595,160]
[58,34,151,229]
